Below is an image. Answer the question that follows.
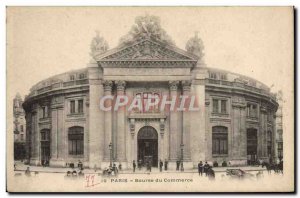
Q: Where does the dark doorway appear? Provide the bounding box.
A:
[40,129,51,166]
[137,126,158,167]
[247,128,257,165]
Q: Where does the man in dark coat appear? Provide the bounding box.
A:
[132,160,136,172]
[176,160,180,171]
[203,161,209,176]
[159,160,163,172]
[198,161,203,176]
[164,159,168,171]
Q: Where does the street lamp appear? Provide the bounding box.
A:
[109,142,112,167]
[180,143,184,172]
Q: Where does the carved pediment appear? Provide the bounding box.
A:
[94,39,198,62]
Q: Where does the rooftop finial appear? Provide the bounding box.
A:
[118,14,174,47]
[90,30,109,58]
[185,31,204,59]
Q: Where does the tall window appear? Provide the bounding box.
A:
[212,98,228,114]
[78,100,84,113]
[247,103,258,118]
[267,130,272,157]
[209,72,217,79]
[68,126,84,155]
[40,129,51,162]
[212,126,228,155]
[70,100,75,114]
[278,142,283,159]
[221,100,227,114]
[70,75,75,81]
[42,106,49,118]
[212,99,218,113]
[79,73,86,79]
[20,125,23,132]
[220,73,227,80]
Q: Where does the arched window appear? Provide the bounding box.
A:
[212,126,228,155]
[68,126,84,155]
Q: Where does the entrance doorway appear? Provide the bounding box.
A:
[40,129,51,166]
[137,126,158,167]
[247,128,257,165]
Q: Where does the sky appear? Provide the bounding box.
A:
[7,7,293,101]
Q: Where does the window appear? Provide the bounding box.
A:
[267,130,272,157]
[78,100,84,113]
[247,103,258,118]
[20,125,23,132]
[79,73,86,79]
[221,100,227,114]
[267,112,272,122]
[209,72,217,79]
[277,142,283,159]
[68,126,84,155]
[41,106,49,118]
[212,99,218,113]
[212,126,228,155]
[21,134,24,141]
[70,75,75,81]
[220,73,227,80]
[212,98,228,114]
[41,129,50,141]
[135,92,160,113]
[70,100,75,114]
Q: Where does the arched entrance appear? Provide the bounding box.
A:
[137,126,158,167]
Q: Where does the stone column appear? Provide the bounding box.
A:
[169,81,179,161]
[160,118,165,161]
[182,80,191,160]
[88,65,104,168]
[116,80,127,161]
[260,107,268,159]
[103,80,113,161]
[51,109,58,160]
[231,97,246,161]
[49,96,64,167]
[130,118,135,168]
[258,106,267,159]
[31,110,39,165]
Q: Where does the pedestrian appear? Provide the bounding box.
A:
[133,160,136,172]
[147,160,151,172]
[204,161,209,176]
[180,161,184,172]
[118,163,122,171]
[164,159,168,171]
[207,166,215,180]
[176,160,180,171]
[78,160,83,170]
[138,159,142,170]
[25,167,31,177]
[159,160,163,172]
[198,161,203,176]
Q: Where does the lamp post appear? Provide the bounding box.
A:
[109,142,112,167]
[180,143,184,172]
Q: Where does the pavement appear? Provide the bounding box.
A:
[14,161,266,174]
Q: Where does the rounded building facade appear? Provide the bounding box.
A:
[23,17,278,169]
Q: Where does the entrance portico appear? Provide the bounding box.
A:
[88,36,205,170]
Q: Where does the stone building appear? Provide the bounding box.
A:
[23,15,278,169]
[13,93,26,160]
[275,91,283,162]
